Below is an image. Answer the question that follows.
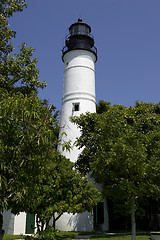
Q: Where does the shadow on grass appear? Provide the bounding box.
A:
[90,234,151,240]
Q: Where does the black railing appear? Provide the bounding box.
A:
[62,44,97,56]
[65,32,94,41]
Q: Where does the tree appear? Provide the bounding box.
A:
[0,0,27,57]
[10,154,100,232]
[0,2,101,236]
[72,101,160,240]
[0,0,46,95]
[0,91,59,228]
[0,0,51,235]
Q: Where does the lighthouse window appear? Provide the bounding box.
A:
[73,103,80,112]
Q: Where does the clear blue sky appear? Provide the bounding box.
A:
[9,0,160,111]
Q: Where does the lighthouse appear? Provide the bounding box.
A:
[57,19,108,232]
[58,18,97,162]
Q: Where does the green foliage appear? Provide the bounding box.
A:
[0,91,59,212]
[0,42,46,95]
[10,152,100,229]
[0,0,101,234]
[73,101,160,200]
[0,0,27,57]
[0,1,27,18]
[0,0,46,95]
[0,0,55,230]
[72,101,160,238]
[26,228,61,240]
[0,1,49,222]
[25,228,78,240]
[96,100,111,114]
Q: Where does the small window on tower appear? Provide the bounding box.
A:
[73,103,80,112]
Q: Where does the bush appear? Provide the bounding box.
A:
[26,228,62,240]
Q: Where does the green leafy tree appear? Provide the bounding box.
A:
[0,2,101,237]
[0,0,51,235]
[72,101,160,240]
[0,0,46,95]
[0,91,59,229]
[0,0,27,57]
[10,154,100,232]
[1,42,46,95]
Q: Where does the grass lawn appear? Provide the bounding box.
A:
[3,232,80,240]
[4,235,26,240]
[3,233,151,240]
[90,234,151,240]
[55,231,81,239]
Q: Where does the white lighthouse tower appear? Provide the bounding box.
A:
[57,19,108,232]
[58,18,97,162]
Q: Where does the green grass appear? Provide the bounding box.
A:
[3,232,86,240]
[4,233,151,240]
[54,231,80,239]
[3,233,76,240]
[4,235,26,240]
[90,234,151,240]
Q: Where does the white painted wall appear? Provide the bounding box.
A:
[3,211,26,235]
[56,212,93,232]
[57,49,97,231]
[3,210,15,234]
[14,212,26,235]
[58,50,96,163]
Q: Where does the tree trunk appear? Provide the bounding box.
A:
[0,230,4,240]
[36,215,40,233]
[52,213,63,230]
[0,213,4,240]
[52,213,55,230]
[46,218,50,228]
[131,196,136,240]
[41,221,45,232]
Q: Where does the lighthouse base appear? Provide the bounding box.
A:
[55,199,109,232]
[55,211,93,232]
